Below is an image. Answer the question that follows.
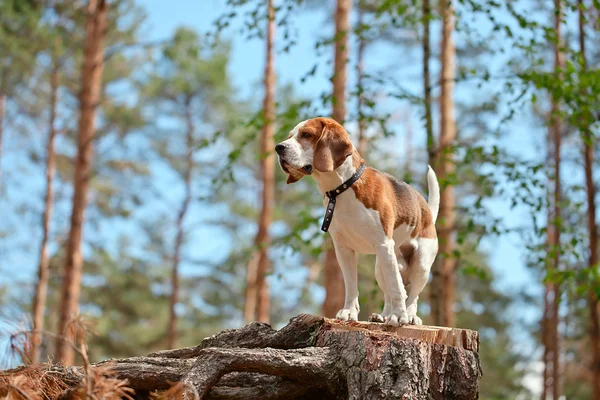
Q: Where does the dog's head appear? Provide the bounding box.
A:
[275,117,354,184]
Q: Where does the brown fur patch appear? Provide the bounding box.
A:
[294,118,324,149]
[307,118,353,172]
[351,159,437,240]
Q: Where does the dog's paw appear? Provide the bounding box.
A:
[409,314,422,325]
[385,312,409,327]
[336,308,359,321]
[368,313,386,323]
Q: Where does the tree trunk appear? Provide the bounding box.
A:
[245,0,275,324]
[423,0,434,165]
[332,0,350,124]
[167,98,195,349]
[578,0,600,397]
[438,0,457,328]
[3,315,482,399]
[31,66,60,364]
[356,2,367,157]
[322,241,345,318]
[322,0,352,318]
[542,2,564,398]
[0,92,5,190]
[55,0,108,366]
[423,0,441,327]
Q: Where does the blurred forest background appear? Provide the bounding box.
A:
[0,0,599,398]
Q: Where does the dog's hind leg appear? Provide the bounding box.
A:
[405,237,438,325]
[376,236,409,326]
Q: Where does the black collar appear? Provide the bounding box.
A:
[321,163,366,233]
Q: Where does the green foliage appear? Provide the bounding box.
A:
[0,0,42,94]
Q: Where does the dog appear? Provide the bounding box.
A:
[275,117,439,326]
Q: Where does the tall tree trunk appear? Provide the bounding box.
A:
[0,92,5,190]
[245,0,276,324]
[422,0,441,326]
[356,2,367,157]
[578,0,600,397]
[438,0,457,328]
[55,0,108,366]
[322,241,346,317]
[167,98,194,349]
[322,0,351,318]
[542,2,564,398]
[423,0,434,165]
[31,66,60,363]
[244,254,259,323]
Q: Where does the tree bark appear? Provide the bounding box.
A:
[322,241,345,318]
[245,0,275,324]
[542,2,564,398]
[167,98,195,349]
[56,0,108,366]
[356,2,367,157]
[423,0,441,327]
[332,0,350,124]
[578,0,600,397]
[423,0,434,165]
[5,314,481,399]
[323,0,352,318]
[438,0,457,328]
[31,65,60,364]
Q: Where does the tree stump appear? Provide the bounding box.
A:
[1,314,481,399]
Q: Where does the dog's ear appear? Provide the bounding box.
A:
[313,119,353,172]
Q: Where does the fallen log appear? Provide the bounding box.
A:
[0,314,481,399]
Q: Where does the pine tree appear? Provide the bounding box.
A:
[422,0,441,326]
[56,0,109,366]
[541,1,564,397]
[141,27,233,348]
[31,63,60,364]
[244,0,276,324]
[322,0,352,319]
[437,0,457,328]
[30,1,80,362]
[578,0,600,396]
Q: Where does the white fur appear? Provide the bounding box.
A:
[277,130,439,327]
[278,120,314,168]
[427,165,440,223]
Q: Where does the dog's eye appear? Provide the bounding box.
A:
[301,132,311,139]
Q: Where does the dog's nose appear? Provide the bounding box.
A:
[275,144,285,155]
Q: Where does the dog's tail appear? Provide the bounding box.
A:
[426,165,440,223]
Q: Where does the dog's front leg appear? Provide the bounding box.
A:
[332,239,359,321]
[376,238,409,326]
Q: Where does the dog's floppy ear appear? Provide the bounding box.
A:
[313,119,353,172]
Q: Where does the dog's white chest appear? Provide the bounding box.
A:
[324,190,385,255]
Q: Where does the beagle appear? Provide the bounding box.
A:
[275,117,440,326]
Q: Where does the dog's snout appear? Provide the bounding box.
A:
[275,143,286,155]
